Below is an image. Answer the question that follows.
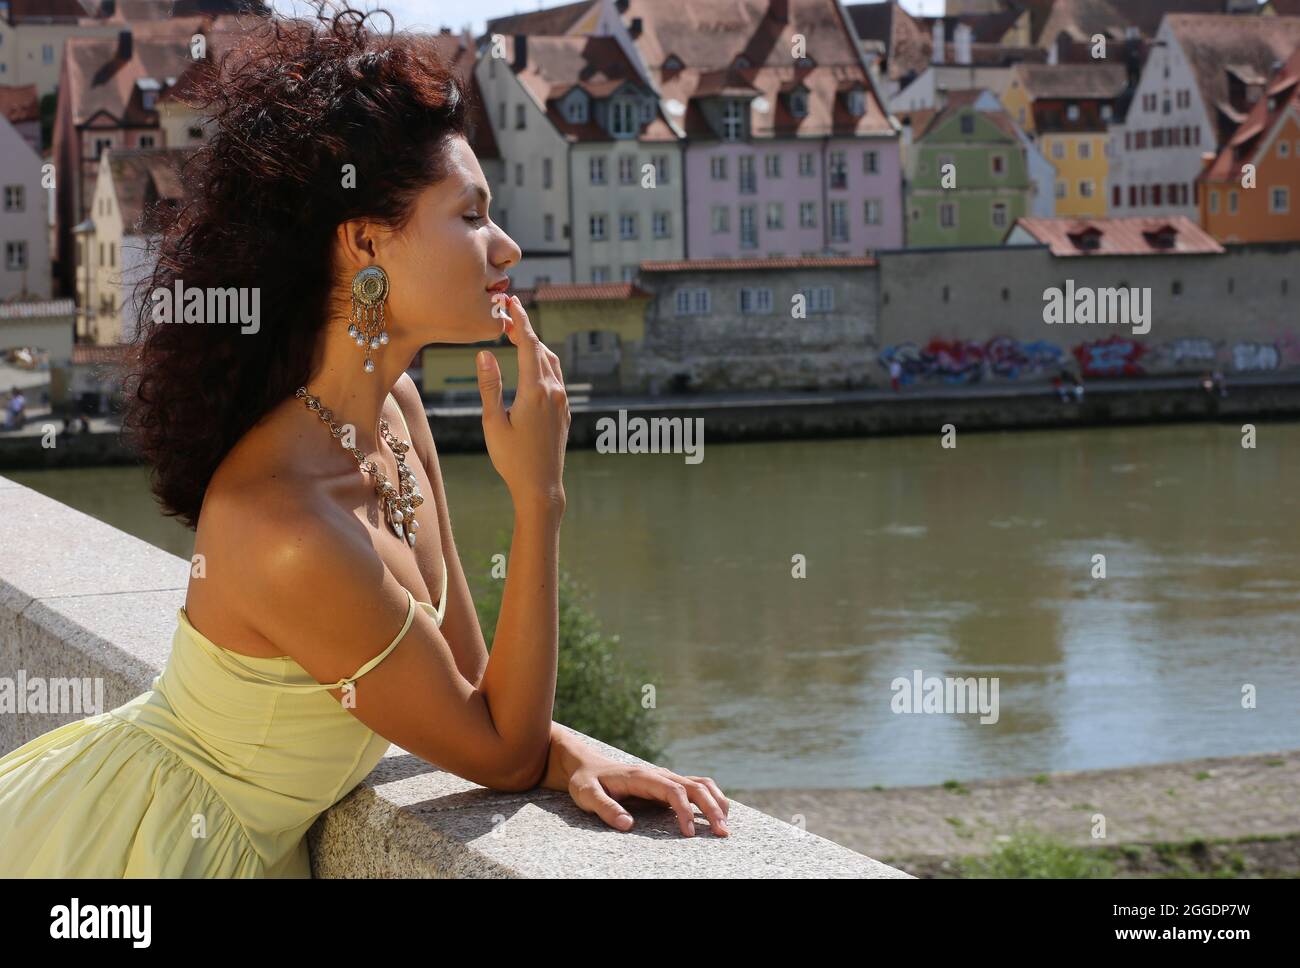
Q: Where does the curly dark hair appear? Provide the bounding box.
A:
[119,0,472,529]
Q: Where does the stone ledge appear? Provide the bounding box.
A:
[0,474,911,878]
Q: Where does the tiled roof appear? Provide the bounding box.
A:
[533,282,652,301]
[0,84,39,125]
[1032,0,1228,46]
[1011,216,1225,255]
[904,89,1022,141]
[1166,13,1300,133]
[482,0,600,42]
[625,0,893,137]
[5,0,90,22]
[106,146,196,233]
[845,1,931,82]
[1010,62,1129,100]
[71,342,134,365]
[504,34,676,142]
[640,256,876,271]
[62,17,249,128]
[0,299,76,320]
[1200,45,1300,183]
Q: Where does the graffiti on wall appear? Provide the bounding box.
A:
[1072,336,1147,377]
[1232,342,1281,372]
[878,337,1065,385]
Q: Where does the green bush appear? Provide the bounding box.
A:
[471,555,664,766]
[958,831,1116,878]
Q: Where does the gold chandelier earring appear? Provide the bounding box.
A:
[348,265,390,373]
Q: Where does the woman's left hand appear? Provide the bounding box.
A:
[565,755,731,837]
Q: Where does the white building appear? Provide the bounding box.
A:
[0,108,50,300]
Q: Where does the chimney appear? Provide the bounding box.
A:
[116,29,132,62]
[512,34,527,72]
[630,16,642,38]
[954,23,972,66]
[932,20,945,64]
[770,0,789,24]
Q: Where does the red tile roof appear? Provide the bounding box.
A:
[846,0,931,82]
[482,0,600,41]
[1199,45,1300,183]
[534,282,652,301]
[1011,216,1225,255]
[106,146,196,233]
[0,84,39,125]
[640,256,876,271]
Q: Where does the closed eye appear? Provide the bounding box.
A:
[464,213,487,225]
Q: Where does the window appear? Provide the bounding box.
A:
[799,201,817,227]
[618,155,636,184]
[109,243,115,268]
[722,100,744,140]
[1129,185,1137,207]
[765,202,783,229]
[565,96,589,123]
[829,151,846,189]
[739,205,757,248]
[1280,141,1292,159]
[1136,131,1147,149]
[42,43,54,64]
[765,154,781,178]
[611,98,637,136]
[515,163,523,187]
[1113,185,1122,208]
[590,213,607,240]
[1079,180,1094,198]
[1056,181,1067,199]
[94,137,112,159]
[674,288,710,315]
[711,206,730,233]
[543,158,552,189]
[3,185,23,212]
[991,153,1005,176]
[591,266,610,283]
[590,156,606,184]
[98,242,104,266]
[139,134,155,148]
[640,100,653,123]
[5,240,27,270]
[830,200,847,241]
[739,155,756,193]
[960,113,974,134]
[739,287,773,314]
[1051,141,1065,159]
[790,91,808,117]
[1208,190,1219,214]
[1077,140,1091,160]
[863,150,879,174]
[939,202,956,228]
[1101,104,1112,121]
[991,202,1007,229]
[653,155,670,184]
[1271,187,1290,214]
[710,155,728,180]
[653,211,670,238]
[864,198,881,225]
[621,265,638,282]
[619,213,638,239]
[847,90,864,116]
[1153,128,1164,148]
[799,152,814,176]
[543,214,554,241]
[515,104,526,130]
[799,286,834,313]
[1153,184,1162,205]
[1066,104,1080,121]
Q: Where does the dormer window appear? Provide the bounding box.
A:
[142,91,157,110]
[722,99,744,140]
[565,95,589,124]
[1068,227,1103,251]
[640,99,653,123]
[1066,103,1080,121]
[610,97,637,136]
[847,89,865,116]
[733,55,750,70]
[790,90,808,118]
[796,56,815,69]
[663,55,684,72]
[1100,104,1112,121]
[1143,225,1177,249]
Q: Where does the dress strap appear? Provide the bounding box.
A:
[387,391,414,442]
[327,586,419,692]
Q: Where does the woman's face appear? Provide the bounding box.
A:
[379,134,521,344]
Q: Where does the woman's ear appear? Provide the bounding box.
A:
[337,218,379,270]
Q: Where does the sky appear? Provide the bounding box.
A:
[269,0,946,40]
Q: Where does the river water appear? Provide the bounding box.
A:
[9,420,1299,789]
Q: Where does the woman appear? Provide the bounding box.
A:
[0,2,727,878]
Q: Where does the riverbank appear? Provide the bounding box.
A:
[4,372,1300,467]
[730,749,1300,878]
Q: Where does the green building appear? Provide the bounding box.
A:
[901,91,1033,248]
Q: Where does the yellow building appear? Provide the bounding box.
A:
[1002,63,1128,217]
[421,282,651,399]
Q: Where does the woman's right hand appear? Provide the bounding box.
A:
[476,294,571,514]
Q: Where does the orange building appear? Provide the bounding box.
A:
[1198,47,1300,243]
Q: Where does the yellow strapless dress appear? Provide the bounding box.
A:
[0,573,447,878]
